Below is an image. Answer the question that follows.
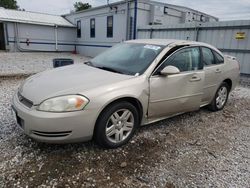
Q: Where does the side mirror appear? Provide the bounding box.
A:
[160,66,180,76]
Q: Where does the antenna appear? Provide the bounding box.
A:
[107,0,117,13]
[107,0,111,9]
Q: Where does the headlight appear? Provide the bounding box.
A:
[37,95,89,112]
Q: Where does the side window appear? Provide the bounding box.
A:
[107,16,113,38]
[213,51,224,64]
[201,47,215,66]
[77,20,81,38]
[90,18,95,38]
[157,47,201,73]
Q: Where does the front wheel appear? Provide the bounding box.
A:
[94,101,139,149]
[208,82,229,111]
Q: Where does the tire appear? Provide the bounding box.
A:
[94,101,139,149]
[208,82,229,111]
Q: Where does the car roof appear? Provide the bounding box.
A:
[126,39,184,46]
[126,39,223,55]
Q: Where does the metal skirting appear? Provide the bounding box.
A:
[138,25,250,32]
[219,49,250,53]
[8,40,75,46]
[8,40,113,48]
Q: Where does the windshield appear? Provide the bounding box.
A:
[88,43,163,75]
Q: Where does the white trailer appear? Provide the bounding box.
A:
[0,8,76,52]
[64,0,218,57]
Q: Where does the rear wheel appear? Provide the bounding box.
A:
[208,82,229,111]
[94,102,139,148]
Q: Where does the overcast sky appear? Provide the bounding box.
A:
[17,0,250,20]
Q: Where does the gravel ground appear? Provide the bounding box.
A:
[0,52,89,76]
[241,74,250,88]
[0,76,249,187]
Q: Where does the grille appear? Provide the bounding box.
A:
[32,130,72,138]
[18,92,33,108]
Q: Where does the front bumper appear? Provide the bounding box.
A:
[12,93,98,143]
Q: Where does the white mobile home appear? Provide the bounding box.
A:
[64,0,218,57]
[0,8,76,52]
[0,0,218,56]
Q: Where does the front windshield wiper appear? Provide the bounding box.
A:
[96,66,125,74]
[85,62,126,75]
[84,61,95,67]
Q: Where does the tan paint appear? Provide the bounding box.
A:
[12,39,240,143]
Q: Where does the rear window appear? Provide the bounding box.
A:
[201,47,215,66]
[213,51,224,64]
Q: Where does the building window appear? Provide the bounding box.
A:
[90,18,95,38]
[77,20,81,38]
[107,16,113,38]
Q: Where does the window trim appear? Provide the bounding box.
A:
[77,20,81,38]
[151,45,189,75]
[152,45,203,76]
[107,16,113,38]
[90,18,95,38]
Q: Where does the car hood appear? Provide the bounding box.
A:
[19,64,133,105]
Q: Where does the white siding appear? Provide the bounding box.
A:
[66,3,128,57]
[6,22,75,52]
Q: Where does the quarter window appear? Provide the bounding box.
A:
[213,51,224,64]
[90,18,95,38]
[201,47,215,66]
[77,20,81,38]
[158,47,201,73]
[107,16,113,38]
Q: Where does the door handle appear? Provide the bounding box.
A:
[190,75,201,82]
[215,69,222,73]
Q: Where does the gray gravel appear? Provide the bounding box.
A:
[241,74,250,88]
[0,52,89,76]
[0,75,249,187]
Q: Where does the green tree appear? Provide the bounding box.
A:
[0,0,19,9]
[74,1,91,12]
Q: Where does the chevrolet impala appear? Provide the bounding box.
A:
[12,39,240,148]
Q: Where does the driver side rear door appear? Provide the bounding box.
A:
[148,46,205,120]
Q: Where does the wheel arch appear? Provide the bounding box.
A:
[223,78,232,91]
[93,97,144,135]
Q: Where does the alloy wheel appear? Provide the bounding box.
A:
[105,109,134,144]
[216,86,228,109]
